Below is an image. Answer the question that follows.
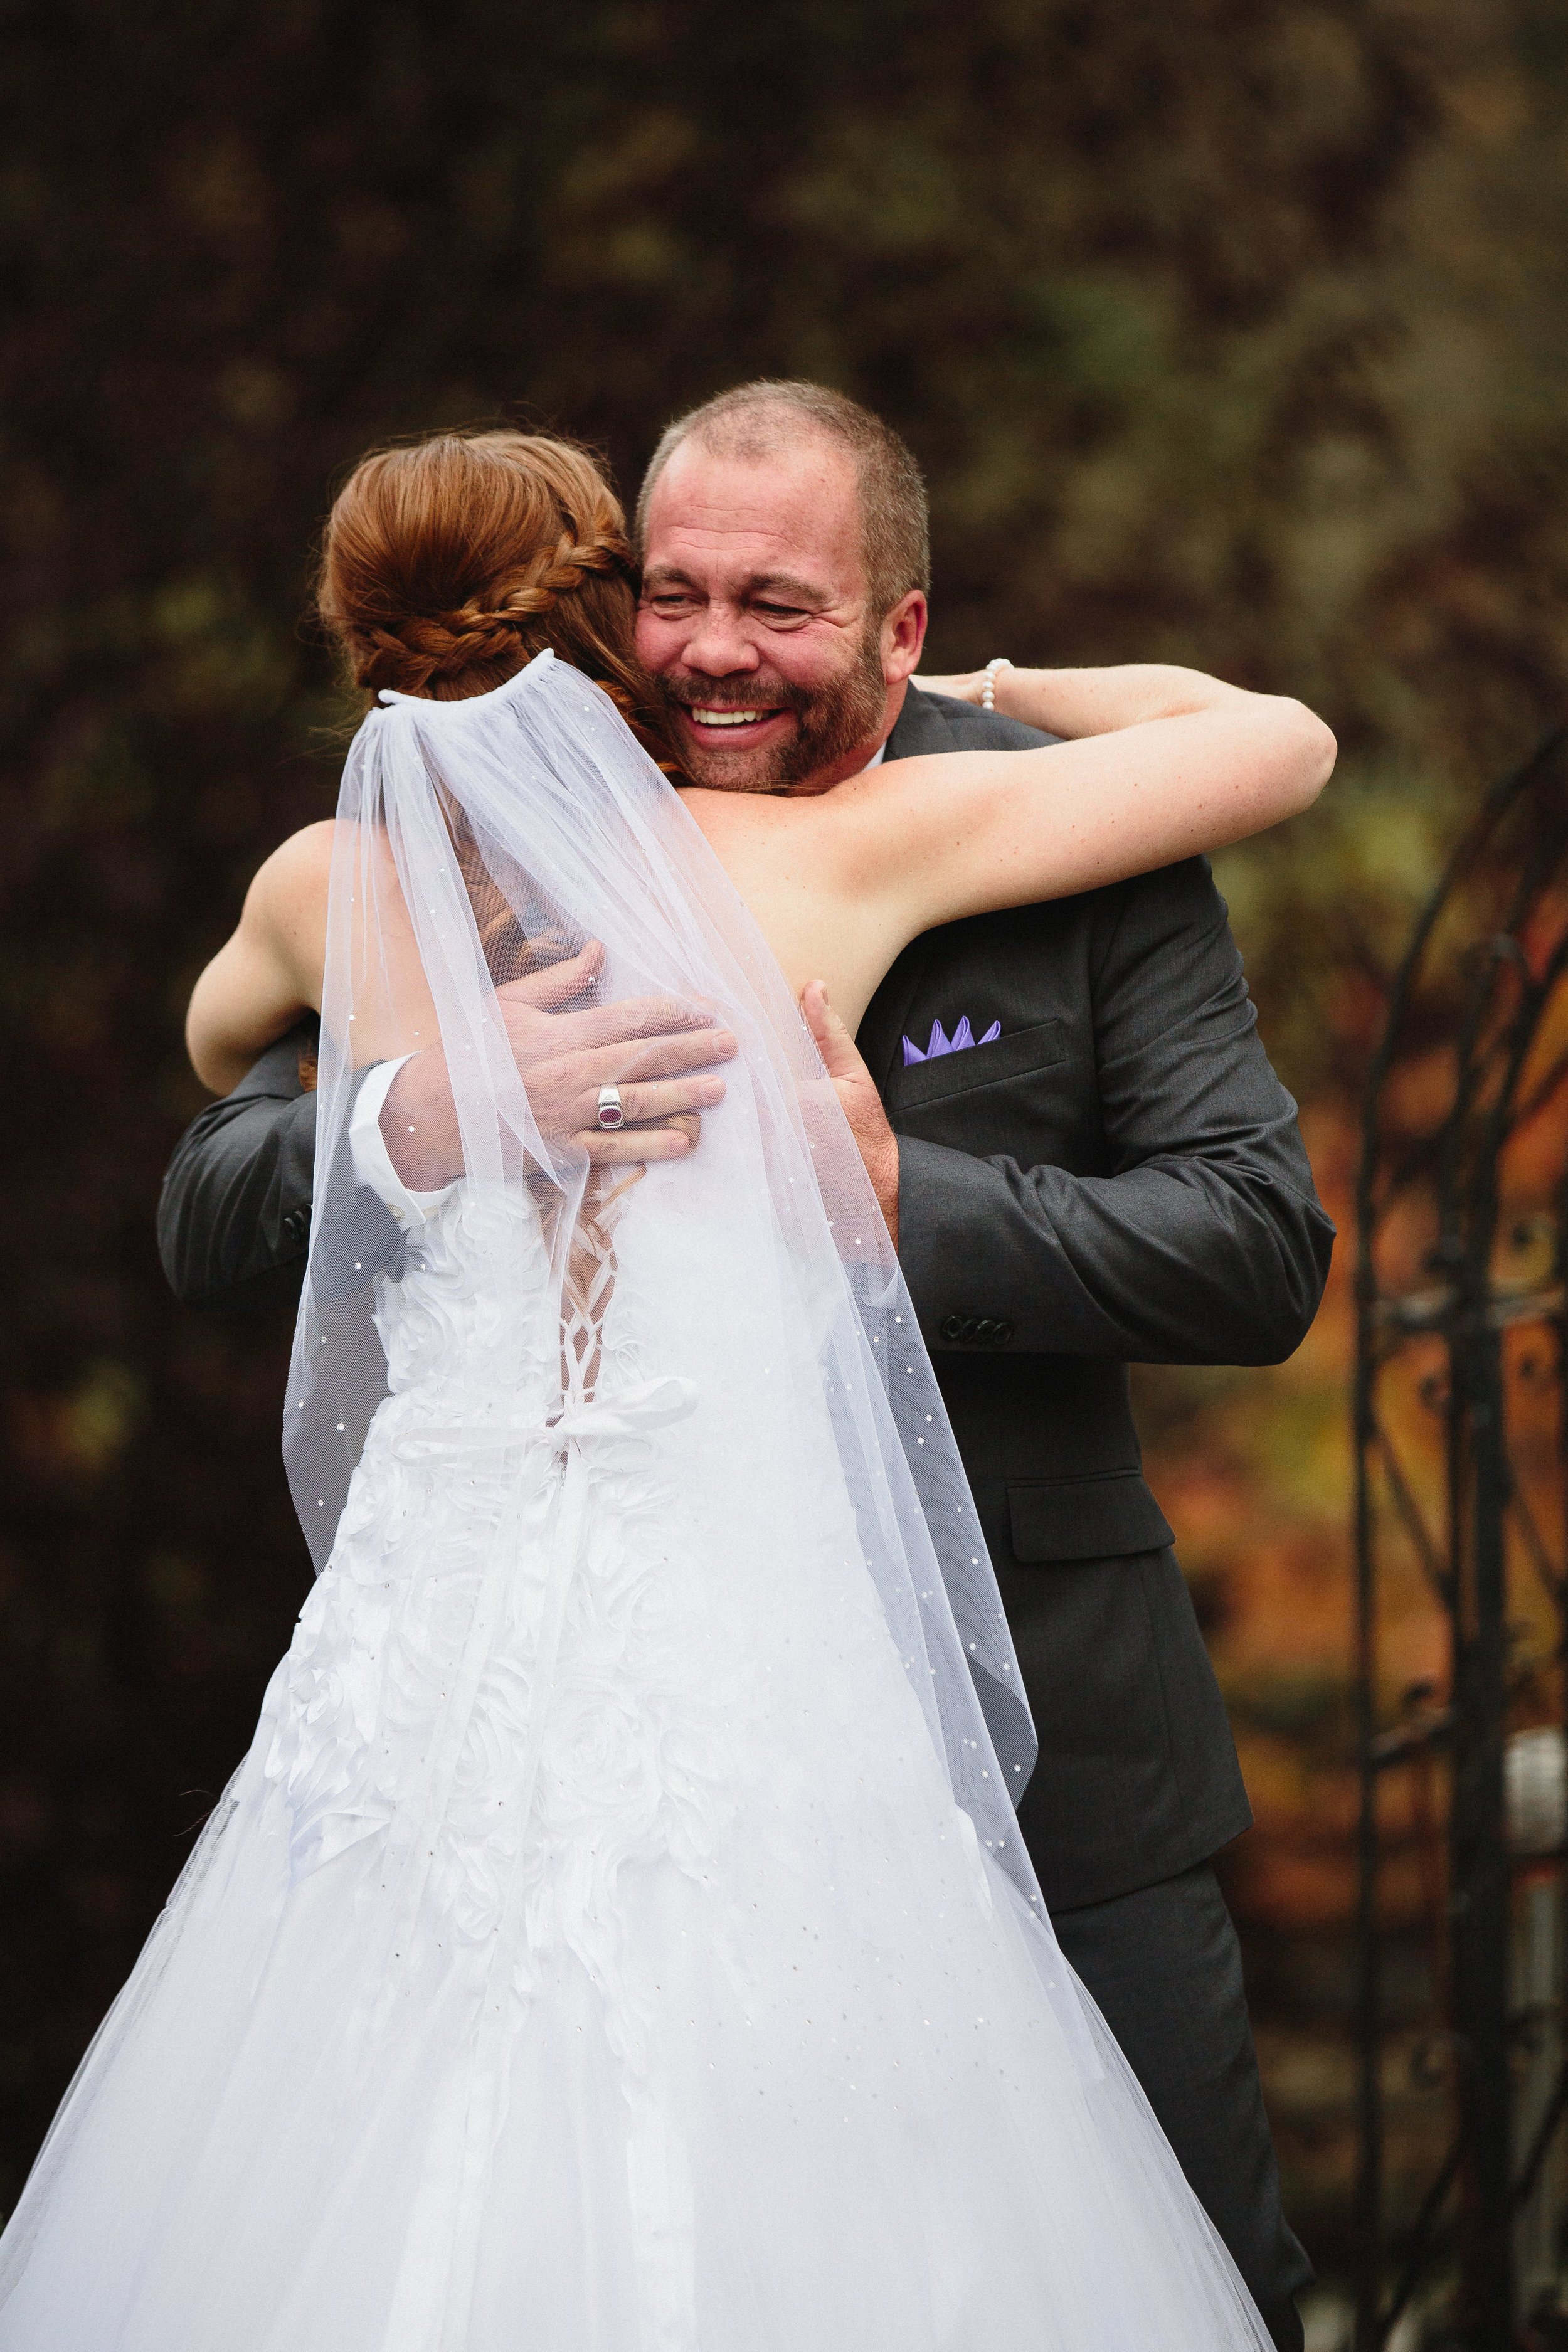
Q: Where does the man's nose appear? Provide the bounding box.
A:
[678,603,761,678]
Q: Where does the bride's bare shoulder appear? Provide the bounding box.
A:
[241,817,393,946]
[246,818,338,907]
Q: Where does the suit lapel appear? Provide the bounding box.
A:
[860,936,938,1094]
[856,692,963,1088]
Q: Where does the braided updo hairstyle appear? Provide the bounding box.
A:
[318,428,670,756]
[319,428,677,993]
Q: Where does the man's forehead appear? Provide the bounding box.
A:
[641,438,864,590]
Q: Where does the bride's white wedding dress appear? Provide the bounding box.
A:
[0,655,1271,2349]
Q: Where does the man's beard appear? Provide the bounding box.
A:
[650,636,887,792]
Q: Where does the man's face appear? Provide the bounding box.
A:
[635,437,926,794]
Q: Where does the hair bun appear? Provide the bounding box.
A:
[317,431,664,750]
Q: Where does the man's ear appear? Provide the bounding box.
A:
[880,591,927,684]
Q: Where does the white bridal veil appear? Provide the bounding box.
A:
[0,647,1279,2351]
[284,649,1047,1926]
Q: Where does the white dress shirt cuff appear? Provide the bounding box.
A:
[347,1056,457,1231]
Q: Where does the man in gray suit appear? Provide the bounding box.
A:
[160,383,1331,2348]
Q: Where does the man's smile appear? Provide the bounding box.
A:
[677,701,793,748]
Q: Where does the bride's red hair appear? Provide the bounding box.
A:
[317,428,670,761]
[319,429,678,987]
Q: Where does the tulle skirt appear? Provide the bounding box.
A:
[0,1744,1268,2349]
[0,1606,1269,2349]
[0,1175,1270,2348]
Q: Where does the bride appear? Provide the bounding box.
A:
[0,430,1332,2351]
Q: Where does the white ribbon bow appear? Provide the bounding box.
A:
[392,1373,699,1466]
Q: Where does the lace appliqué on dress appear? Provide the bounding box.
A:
[263,1177,737,2087]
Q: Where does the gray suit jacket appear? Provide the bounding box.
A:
[866,689,1333,1905]
[159,1032,324,1312]
[157,689,1333,1907]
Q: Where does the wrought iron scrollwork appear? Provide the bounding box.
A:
[1354,725,1568,2348]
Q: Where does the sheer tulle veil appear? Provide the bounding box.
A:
[285,647,1060,1952]
[0,646,1285,2352]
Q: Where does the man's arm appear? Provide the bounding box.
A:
[840,859,1333,1364]
[901,859,1333,1361]
[160,945,740,1313]
[157,1024,323,1312]
[157,1037,451,1315]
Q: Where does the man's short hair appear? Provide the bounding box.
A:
[636,381,930,617]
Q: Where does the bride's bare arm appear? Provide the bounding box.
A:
[186,824,336,1093]
[186,822,734,1171]
[838,665,1333,935]
[915,661,1286,738]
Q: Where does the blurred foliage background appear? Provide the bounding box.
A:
[3,0,1567,2302]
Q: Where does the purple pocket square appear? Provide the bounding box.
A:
[902,1016,1002,1066]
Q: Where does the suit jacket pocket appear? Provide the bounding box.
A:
[891,1016,1066,1113]
[1007,1470,1175,1565]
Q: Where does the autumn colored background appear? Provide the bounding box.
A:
[3,0,1567,2321]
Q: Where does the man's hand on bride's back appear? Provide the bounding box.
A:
[800,980,899,1249]
[381,940,736,1187]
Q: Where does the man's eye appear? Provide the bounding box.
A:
[755,603,807,621]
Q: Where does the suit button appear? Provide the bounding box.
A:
[939,1315,963,1342]
[282,1209,310,1246]
[992,1320,1013,1345]
[973,1318,997,1342]
[958,1316,981,1342]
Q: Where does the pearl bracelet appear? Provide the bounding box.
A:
[980,657,1014,712]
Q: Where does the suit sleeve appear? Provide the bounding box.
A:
[156,1027,320,1312]
[894,860,1335,1365]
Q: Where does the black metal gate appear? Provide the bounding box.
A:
[1353,728,1568,2348]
